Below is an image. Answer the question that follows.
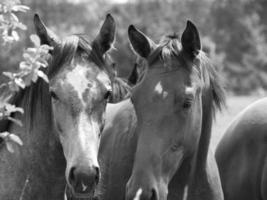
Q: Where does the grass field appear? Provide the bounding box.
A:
[211,95,264,150]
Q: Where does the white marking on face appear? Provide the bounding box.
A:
[66,64,89,105]
[82,182,87,192]
[154,81,168,98]
[96,71,111,91]
[77,112,99,165]
[154,81,163,94]
[134,188,143,200]
[185,87,195,96]
[163,91,168,98]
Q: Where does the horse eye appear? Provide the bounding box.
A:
[183,99,192,109]
[50,91,59,100]
[104,91,111,100]
[171,143,180,152]
[81,52,89,60]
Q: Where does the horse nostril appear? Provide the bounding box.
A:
[94,166,100,184]
[151,188,157,200]
[69,167,76,185]
[68,165,100,194]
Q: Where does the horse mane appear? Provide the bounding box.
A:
[0,34,122,135]
[110,77,132,102]
[48,34,109,79]
[136,34,226,117]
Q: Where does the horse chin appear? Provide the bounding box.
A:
[65,185,95,200]
[72,193,94,199]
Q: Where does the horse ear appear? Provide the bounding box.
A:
[33,14,59,46]
[128,25,156,58]
[181,20,201,58]
[93,14,116,55]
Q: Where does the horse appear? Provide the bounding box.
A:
[215,97,267,200]
[0,13,131,200]
[96,21,225,200]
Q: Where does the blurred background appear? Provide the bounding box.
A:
[1,0,267,146]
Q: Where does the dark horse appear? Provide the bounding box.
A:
[96,21,225,200]
[0,14,130,200]
[216,97,267,200]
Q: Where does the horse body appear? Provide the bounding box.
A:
[216,97,267,200]
[97,21,225,200]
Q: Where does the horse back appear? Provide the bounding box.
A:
[216,97,267,200]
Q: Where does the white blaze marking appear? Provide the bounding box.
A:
[163,91,168,98]
[97,72,112,91]
[183,186,188,200]
[154,81,168,98]
[185,87,195,95]
[133,188,143,200]
[66,64,89,104]
[77,112,99,165]
[154,81,163,94]
[82,181,87,192]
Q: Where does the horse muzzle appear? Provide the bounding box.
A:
[66,165,100,199]
[65,184,96,200]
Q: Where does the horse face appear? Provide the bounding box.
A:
[126,22,202,200]
[51,56,112,196]
[34,14,121,198]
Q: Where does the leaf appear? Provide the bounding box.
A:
[19,61,30,70]
[26,48,37,54]
[7,116,22,127]
[12,5,30,12]
[16,22,27,30]
[5,141,14,153]
[23,52,33,62]
[8,134,23,146]
[5,104,24,114]
[10,13,19,22]
[30,34,40,47]
[32,71,39,82]
[12,30,19,41]
[14,77,26,88]
[37,61,48,68]
[0,132,9,138]
[2,72,14,79]
[37,70,49,83]
[0,82,6,87]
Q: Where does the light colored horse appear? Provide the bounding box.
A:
[0,14,130,200]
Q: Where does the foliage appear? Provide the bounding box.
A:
[0,0,29,44]
[0,0,51,153]
[107,0,267,95]
[1,35,51,92]
[211,0,267,94]
[0,94,24,153]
